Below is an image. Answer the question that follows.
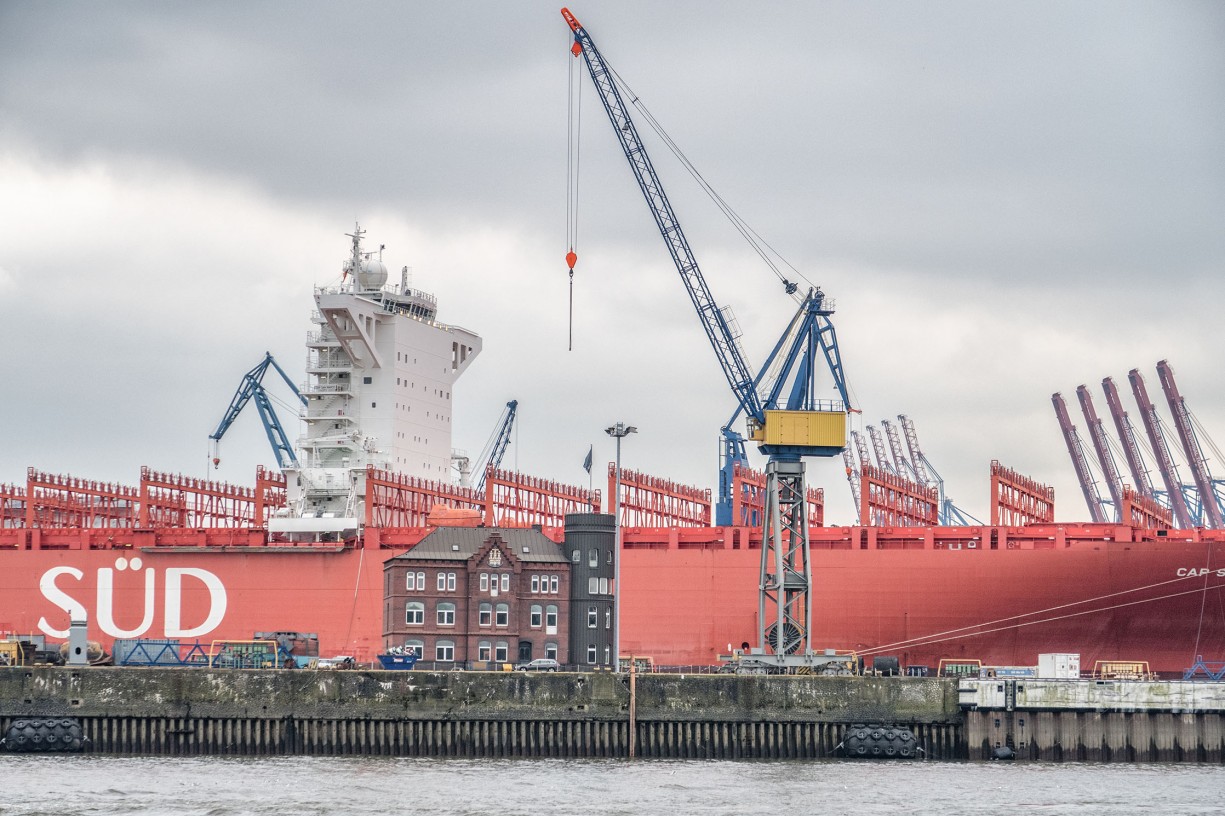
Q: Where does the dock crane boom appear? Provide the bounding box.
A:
[1102,377,1155,500]
[1129,369,1195,528]
[1156,361,1223,529]
[1052,393,1108,523]
[1076,385,1124,522]
[474,400,519,495]
[210,352,307,469]
[563,8,850,669]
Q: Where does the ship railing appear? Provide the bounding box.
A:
[300,383,352,395]
[305,331,340,345]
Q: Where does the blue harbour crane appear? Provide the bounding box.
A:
[564,8,851,670]
[474,400,519,495]
[209,352,306,470]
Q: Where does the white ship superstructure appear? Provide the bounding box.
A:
[272,225,481,537]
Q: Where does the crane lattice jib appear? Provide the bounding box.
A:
[476,400,519,495]
[898,415,931,485]
[210,352,306,470]
[564,10,762,425]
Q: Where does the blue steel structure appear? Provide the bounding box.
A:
[475,400,519,495]
[209,352,306,469]
[564,8,851,668]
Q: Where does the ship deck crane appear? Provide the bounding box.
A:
[210,352,306,470]
[563,8,850,671]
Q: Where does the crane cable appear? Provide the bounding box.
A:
[602,61,816,302]
[565,44,583,350]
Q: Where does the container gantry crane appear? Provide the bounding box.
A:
[1156,361,1224,529]
[1076,385,1124,522]
[1052,392,1108,523]
[563,8,851,671]
[1128,369,1195,528]
[1102,376,1156,501]
[210,352,307,470]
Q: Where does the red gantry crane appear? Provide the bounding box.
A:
[1076,385,1124,522]
[1052,392,1108,523]
[1128,369,1194,529]
[1156,360,1224,529]
[1102,376,1156,501]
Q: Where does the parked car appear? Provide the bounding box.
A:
[516,658,560,672]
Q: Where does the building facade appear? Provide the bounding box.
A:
[562,513,616,669]
[383,528,570,667]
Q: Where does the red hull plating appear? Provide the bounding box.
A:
[3,525,1224,674]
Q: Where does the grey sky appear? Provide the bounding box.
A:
[1,1,1222,524]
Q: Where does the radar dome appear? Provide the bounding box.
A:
[355,258,388,290]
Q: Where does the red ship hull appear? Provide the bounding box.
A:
[3,525,1223,675]
[618,531,1225,673]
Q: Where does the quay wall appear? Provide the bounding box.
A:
[6,668,1225,761]
[1,667,960,758]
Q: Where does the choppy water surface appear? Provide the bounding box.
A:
[1,756,1220,815]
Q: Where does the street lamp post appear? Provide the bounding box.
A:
[605,422,636,672]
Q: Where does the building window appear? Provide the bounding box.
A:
[545,605,558,630]
[416,571,425,590]
[447,572,457,591]
[500,573,510,592]
[478,641,492,661]
[588,577,599,594]
[550,575,559,594]
[495,641,509,662]
[480,573,489,592]
[600,577,609,595]
[495,603,509,627]
[587,645,597,665]
[545,642,558,660]
[589,548,599,568]
[479,602,492,627]
[607,550,613,564]
[588,606,597,628]
[404,640,424,657]
[436,640,454,662]
[605,608,612,629]
[437,572,446,591]
[531,575,540,593]
[571,550,580,564]
[437,602,456,626]
[405,571,416,591]
[405,602,424,625]
[530,604,542,628]
[605,646,611,666]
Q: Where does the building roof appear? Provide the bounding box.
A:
[387,527,568,564]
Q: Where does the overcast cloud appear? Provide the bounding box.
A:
[1,1,1222,524]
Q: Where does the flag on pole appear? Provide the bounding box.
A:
[582,445,593,475]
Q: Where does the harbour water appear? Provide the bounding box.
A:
[0,756,1220,815]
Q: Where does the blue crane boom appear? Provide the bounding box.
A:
[562,8,848,458]
[209,352,306,470]
[475,400,519,494]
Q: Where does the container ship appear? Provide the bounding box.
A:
[2,228,1223,676]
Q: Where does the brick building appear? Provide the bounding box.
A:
[383,527,571,667]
